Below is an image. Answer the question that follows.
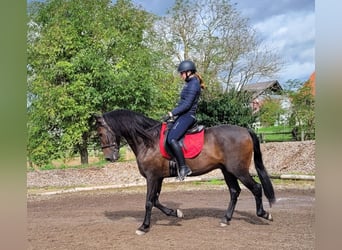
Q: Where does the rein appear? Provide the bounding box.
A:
[147,122,162,132]
[115,122,162,149]
[101,143,118,149]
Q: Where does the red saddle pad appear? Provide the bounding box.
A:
[159,122,204,159]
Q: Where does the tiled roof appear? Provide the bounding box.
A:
[242,80,283,98]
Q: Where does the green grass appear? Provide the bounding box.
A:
[27,145,135,172]
[207,178,225,185]
[256,126,293,142]
[193,178,225,186]
[38,164,56,171]
[257,126,292,133]
[192,176,314,188]
[27,158,108,172]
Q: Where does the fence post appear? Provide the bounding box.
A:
[301,130,304,141]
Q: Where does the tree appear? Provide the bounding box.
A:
[258,98,285,127]
[27,0,160,166]
[197,90,256,127]
[143,0,282,128]
[148,0,282,100]
[286,79,315,139]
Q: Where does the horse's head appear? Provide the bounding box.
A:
[94,114,120,162]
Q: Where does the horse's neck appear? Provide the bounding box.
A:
[125,140,139,156]
[117,117,158,157]
[121,133,143,157]
[122,130,157,159]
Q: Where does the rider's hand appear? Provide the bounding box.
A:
[162,112,173,122]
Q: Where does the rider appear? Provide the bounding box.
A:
[166,60,205,180]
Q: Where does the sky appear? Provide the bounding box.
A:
[132,0,315,85]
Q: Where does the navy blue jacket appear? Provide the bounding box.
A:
[171,76,201,117]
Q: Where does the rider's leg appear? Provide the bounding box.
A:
[169,139,192,180]
[166,115,195,180]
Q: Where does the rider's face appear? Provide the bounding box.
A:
[180,71,187,81]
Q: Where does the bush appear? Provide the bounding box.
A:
[197,91,256,127]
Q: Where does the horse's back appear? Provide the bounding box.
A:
[203,124,253,159]
[204,124,252,143]
[186,124,253,175]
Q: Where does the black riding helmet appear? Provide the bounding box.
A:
[177,60,197,73]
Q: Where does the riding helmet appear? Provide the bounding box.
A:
[177,60,197,73]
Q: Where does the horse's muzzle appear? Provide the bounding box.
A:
[105,152,119,162]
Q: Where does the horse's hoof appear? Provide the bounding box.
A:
[176,209,183,218]
[136,225,149,235]
[260,212,273,221]
[220,218,229,227]
[136,229,146,236]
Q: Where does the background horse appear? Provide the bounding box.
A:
[95,109,275,235]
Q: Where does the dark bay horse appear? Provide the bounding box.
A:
[95,109,275,235]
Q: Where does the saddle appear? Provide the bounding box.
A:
[159,122,205,159]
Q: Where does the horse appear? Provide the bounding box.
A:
[94,109,275,235]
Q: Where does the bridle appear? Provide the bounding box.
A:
[99,120,161,150]
[99,124,120,150]
[101,143,118,149]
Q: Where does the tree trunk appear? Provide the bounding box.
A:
[80,145,88,165]
[79,132,89,165]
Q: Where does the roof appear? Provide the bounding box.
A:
[242,80,283,98]
[304,71,315,96]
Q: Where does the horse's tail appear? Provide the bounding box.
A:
[248,129,276,206]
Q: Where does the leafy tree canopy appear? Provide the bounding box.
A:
[285,79,315,139]
[27,0,163,165]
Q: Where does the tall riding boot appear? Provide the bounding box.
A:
[169,139,192,180]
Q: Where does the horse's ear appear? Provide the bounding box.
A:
[92,113,104,125]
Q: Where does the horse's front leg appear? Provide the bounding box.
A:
[136,177,183,235]
[136,177,159,235]
[136,202,153,235]
[154,178,183,218]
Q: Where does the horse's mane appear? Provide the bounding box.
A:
[103,109,161,147]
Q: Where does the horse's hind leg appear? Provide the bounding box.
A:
[154,178,183,218]
[221,170,241,226]
[238,174,273,221]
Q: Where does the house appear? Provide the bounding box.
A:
[242,80,284,113]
